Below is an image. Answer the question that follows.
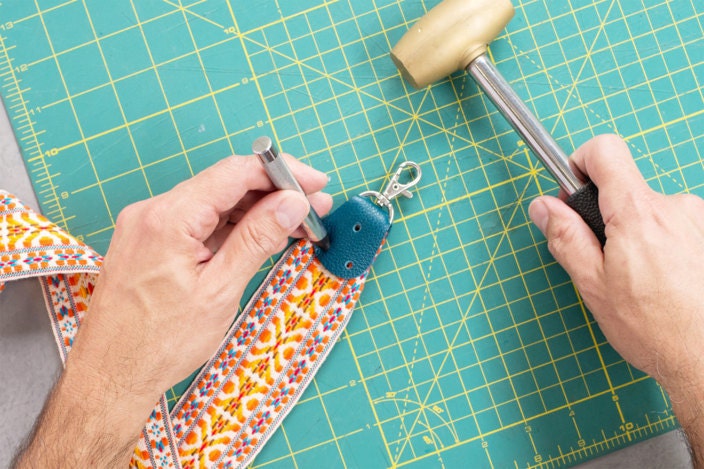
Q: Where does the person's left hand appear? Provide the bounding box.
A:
[75,153,331,391]
[54,154,331,459]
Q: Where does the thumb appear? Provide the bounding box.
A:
[206,190,310,292]
[529,196,603,286]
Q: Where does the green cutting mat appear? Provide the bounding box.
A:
[2,0,704,467]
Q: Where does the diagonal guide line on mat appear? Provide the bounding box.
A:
[32,0,116,225]
[391,80,470,462]
[506,0,628,428]
[81,0,155,200]
[392,177,538,466]
[545,0,617,140]
[1,0,703,467]
[175,0,234,157]
[163,0,224,29]
[390,166,536,461]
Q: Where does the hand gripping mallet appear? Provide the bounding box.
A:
[391,0,606,245]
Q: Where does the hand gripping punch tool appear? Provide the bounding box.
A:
[253,136,331,251]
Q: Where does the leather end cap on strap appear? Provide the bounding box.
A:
[315,196,392,279]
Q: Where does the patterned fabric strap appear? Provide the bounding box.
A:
[166,240,372,468]
[1,191,179,467]
[0,191,102,288]
[151,192,394,468]
[0,192,102,355]
[1,190,392,468]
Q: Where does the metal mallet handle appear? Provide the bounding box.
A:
[468,54,580,194]
[467,54,606,245]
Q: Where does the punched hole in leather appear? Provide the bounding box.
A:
[315,195,392,279]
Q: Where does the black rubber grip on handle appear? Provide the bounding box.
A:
[565,181,606,246]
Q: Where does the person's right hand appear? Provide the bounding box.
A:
[528,135,704,448]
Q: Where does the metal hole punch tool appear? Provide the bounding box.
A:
[252,136,331,251]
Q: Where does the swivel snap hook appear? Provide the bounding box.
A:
[360,161,422,223]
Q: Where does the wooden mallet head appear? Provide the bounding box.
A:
[391,0,515,88]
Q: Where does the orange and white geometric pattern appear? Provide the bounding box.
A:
[170,241,365,468]
[1,191,375,469]
[0,191,102,286]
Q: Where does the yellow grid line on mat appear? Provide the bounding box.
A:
[0,0,701,467]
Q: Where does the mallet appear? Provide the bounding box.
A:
[391,0,606,245]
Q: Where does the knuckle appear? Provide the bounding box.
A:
[116,199,166,234]
[628,190,655,215]
[220,155,260,183]
[141,203,167,233]
[594,133,628,153]
[598,133,622,145]
[676,193,704,211]
[115,201,144,229]
[239,220,282,259]
[606,190,658,229]
[546,219,579,257]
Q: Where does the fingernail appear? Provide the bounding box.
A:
[276,192,309,231]
[529,199,549,235]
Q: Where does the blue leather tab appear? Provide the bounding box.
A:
[315,195,391,279]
